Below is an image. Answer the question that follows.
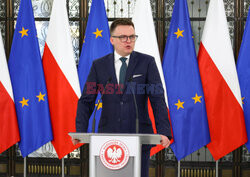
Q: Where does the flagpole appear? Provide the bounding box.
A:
[24,157,26,177]
[178,160,180,177]
[216,160,218,177]
[62,157,65,177]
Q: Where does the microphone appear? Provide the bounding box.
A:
[127,76,139,134]
[92,77,112,133]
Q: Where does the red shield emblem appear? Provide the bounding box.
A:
[100,140,129,170]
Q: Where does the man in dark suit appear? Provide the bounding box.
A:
[74,19,172,177]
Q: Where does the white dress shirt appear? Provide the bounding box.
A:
[114,51,130,83]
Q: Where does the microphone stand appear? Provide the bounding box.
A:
[128,77,139,134]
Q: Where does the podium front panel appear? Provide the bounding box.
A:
[90,135,141,177]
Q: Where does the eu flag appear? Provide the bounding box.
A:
[8,0,53,157]
[237,6,250,151]
[162,0,210,160]
[78,0,113,132]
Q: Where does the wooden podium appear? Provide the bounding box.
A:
[69,133,161,177]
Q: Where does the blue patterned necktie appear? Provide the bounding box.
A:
[119,57,128,85]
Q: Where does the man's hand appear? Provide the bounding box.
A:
[72,139,80,145]
[160,135,170,148]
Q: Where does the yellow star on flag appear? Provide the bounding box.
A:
[83,36,86,43]
[36,92,46,102]
[95,101,102,110]
[175,99,184,110]
[93,28,103,38]
[192,93,202,104]
[174,28,184,39]
[19,97,29,107]
[242,97,245,104]
[19,27,29,38]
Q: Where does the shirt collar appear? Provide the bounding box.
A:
[114,51,130,63]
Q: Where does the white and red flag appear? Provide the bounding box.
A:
[0,33,20,153]
[132,0,171,156]
[42,0,82,158]
[198,0,247,160]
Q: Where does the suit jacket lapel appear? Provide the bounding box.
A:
[106,53,118,85]
[123,51,139,92]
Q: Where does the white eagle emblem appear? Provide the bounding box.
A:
[107,146,122,164]
[100,140,129,170]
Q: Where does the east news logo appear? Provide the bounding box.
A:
[100,140,129,170]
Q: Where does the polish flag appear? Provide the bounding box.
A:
[0,33,20,153]
[132,0,172,156]
[42,0,82,159]
[198,0,247,160]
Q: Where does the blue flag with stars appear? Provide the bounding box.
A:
[78,0,113,132]
[8,0,53,157]
[237,6,250,151]
[162,0,210,160]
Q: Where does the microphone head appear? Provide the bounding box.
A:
[127,76,133,82]
[108,77,112,83]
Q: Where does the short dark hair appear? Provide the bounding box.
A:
[110,19,135,35]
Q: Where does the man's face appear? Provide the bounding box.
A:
[110,25,136,57]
